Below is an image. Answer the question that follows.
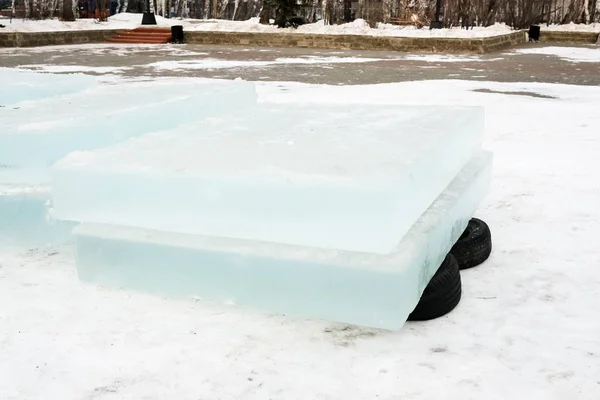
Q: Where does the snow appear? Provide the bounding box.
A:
[2,47,508,76]
[0,12,181,32]
[402,54,502,62]
[146,56,387,70]
[2,76,600,398]
[0,43,209,57]
[16,64,132,73]
[373,21,514,38]
[511,46,600,63]
[544,22,600,32]
[2,11,598,38]
[189,18,514,38]
[0,13,516,38]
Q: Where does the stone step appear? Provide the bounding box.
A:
[107,28,173,44]
[118,33,172,39]
[107,37,170,44]
[132,27,172,33]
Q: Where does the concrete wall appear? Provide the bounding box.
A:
[184,30,527,54]
[539,31,600,44]
[0,30,123,47]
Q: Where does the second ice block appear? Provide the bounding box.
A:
[0,185,75,246]
[0,68,96,106]
[1,79,257,184]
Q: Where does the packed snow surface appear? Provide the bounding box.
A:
[146,56,386,70]
[544,22,600,32]
[512,46,600,63]
[1,76,600,399]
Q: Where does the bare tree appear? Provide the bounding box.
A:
[165,0,600,25]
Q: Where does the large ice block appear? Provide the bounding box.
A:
[1,79,257,184]
[73,151,492,330]
[0,185,75,246]
[54,104,483,254]
[0,68,96,106]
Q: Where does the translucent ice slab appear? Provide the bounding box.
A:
[0,68,96,106]
[54,104,484,254]
[73,151,492,330]
[0,186,75,246]
[1,79,257,184]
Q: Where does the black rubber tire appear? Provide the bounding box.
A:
[408,254,462,321]
[451,218,492,270]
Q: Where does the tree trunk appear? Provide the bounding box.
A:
[583,0,590,22]
[324,0,333,24]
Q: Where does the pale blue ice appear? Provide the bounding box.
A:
[53,104,484,254]
[0,70,491,327]
[73,151,492,330]
[0,72,256,246]
[0,77,256,184]
[0,68,96,106]
[0,186,75,246]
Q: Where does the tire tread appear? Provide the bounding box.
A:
[451,218,492,270]
[408,254,462,321]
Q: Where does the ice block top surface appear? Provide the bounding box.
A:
[56,104,482,184]
[0,67,97,106]
[73,151,493,271]
[1,79,256,136]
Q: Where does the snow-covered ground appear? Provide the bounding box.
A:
[6,44,599,76]
[1,77,600,399]
[2,12,599,36]
[544,22,600,32]
[0,42,505,69]
[511,46,600,63]
[11,64,135,73]
[0,12,518,37]
[145,55,387,70]
[193,17,515,38]
[0,42,213,56]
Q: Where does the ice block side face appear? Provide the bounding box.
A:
[54,104,484,254]
[73,152,492,330]
[0,79,257,184]
[0,186,75,246]
[0,68,96,106]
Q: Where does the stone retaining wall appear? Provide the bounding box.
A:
[539,30,599,44]
[0,30,123,47]
[481,31,528,52]
[8,28,598,52]
[185,30,526,54]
